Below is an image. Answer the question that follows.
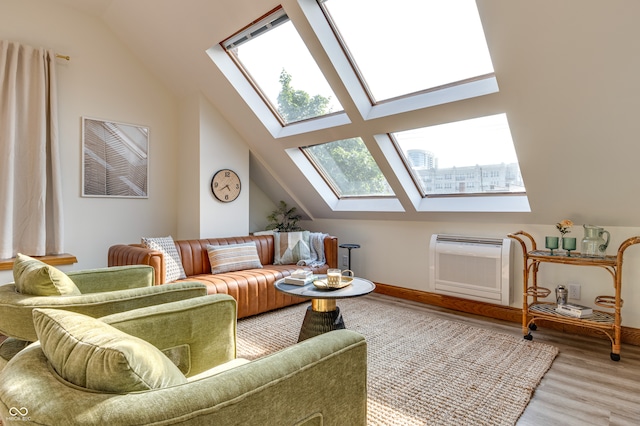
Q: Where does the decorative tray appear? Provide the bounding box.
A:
[313,276,353,290]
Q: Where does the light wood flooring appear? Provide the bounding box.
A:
[372,294,640,426]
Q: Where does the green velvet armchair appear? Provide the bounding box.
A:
[0,264,208,367]
[0,295,368,425]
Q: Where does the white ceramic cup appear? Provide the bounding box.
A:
[327,269,342,287]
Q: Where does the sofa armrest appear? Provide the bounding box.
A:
[324,235,339,268]
[68,265,155,293]
[0,282,207,342]
[101,294,237,376]
[108,244,165,284]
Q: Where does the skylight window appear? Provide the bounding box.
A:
[318,0,495,103]
[301,138,394,198]
[392,114,525,196]
[221,7,343,125]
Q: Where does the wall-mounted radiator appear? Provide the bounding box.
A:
[428,234,513,306]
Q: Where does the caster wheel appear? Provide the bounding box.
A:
[528,323,538,331]
[523,334,533,341]
[610,353,620,362]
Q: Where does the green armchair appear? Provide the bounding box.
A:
[0,295,368,425]
[0,264,208,367]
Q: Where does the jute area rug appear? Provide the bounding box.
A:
[236,294,558,426]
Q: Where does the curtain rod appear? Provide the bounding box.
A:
[55,54,70,61]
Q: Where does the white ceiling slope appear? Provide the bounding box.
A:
[57,0,640,226]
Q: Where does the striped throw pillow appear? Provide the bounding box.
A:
[206,242,263,274]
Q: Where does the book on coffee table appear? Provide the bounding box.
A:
[290,269,313,279]
[284,275,316,286]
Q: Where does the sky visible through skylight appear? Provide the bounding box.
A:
[238,0,493,109]
[235,19,343,114]
[393,114,519,169]
[322,0,494,102]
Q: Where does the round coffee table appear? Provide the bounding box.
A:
[274,275,375,341]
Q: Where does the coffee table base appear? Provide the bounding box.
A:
[298,305,345,342]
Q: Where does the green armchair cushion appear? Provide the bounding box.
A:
[32,308,187,393]
[13,253,81,296]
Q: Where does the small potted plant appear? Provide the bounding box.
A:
[266,201,303,232]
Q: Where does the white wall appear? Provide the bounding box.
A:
[303,219,640,328]
[197,95,249,238]
[249,180,277,233]
[0,0,181,279]
[177,94,201,239]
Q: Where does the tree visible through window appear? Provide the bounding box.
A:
[221,7,342,125]
[303,138,393,197]
[277,70,331,123]
[275,68,392,197]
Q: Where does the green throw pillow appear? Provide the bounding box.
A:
[32,308,187,393]
[13,253,81,296]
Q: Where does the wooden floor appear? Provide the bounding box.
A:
[373,294,640,426]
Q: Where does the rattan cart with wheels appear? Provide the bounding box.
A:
[508,230,640,361]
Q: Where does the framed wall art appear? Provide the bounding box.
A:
[82,117,149,198]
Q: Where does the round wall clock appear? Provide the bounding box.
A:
[211,169,241,203]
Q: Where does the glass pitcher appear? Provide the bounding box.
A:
[581,224,610,257]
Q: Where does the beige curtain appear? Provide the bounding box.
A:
[0,40,64,259]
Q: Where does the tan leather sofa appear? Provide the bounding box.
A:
[108,234,338,318]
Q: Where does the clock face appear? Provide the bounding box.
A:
[211,169,241,203]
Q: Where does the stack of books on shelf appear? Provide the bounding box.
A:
[284,270,316,285]
[555,303,593,318]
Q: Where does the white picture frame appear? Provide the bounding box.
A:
[82,117,149,198]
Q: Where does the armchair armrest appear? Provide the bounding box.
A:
[0,281,207,342]
[69,265,155,293]
[202,329,367,424]
[101,294,237,376]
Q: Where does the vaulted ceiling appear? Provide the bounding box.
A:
[51,0,640,226]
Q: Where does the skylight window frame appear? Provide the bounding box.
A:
[299,139,396,200]
[301,0,500,121]
[388,114,528,199]
[316,0,498,106]
[299,145,343,198]
[317,1,497,107]
[286,147,405,212]
[219,5,346,128]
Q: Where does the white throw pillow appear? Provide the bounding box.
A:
[141,236,187,282]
